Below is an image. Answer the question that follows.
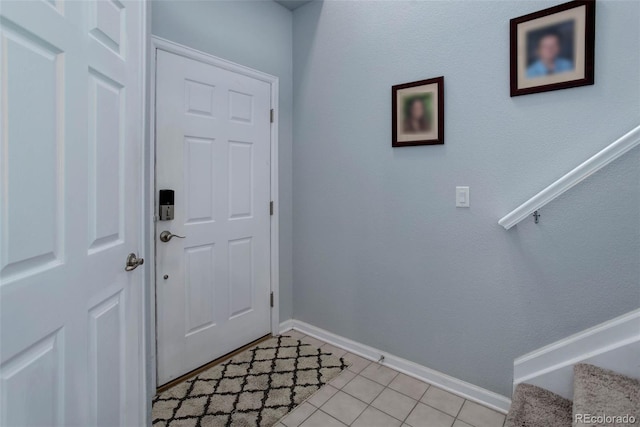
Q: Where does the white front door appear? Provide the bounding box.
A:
[0,1,145,426]
[155,50,273,385]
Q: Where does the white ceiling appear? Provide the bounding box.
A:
[274,0,313,11]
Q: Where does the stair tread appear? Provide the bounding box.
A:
[573,363,639,427]
[506,383,573,427]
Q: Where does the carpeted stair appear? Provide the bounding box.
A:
[506,383,573,427]
[506,363,640,427]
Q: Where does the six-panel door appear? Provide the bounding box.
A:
[155,50,272,385]
[0,1,145,425]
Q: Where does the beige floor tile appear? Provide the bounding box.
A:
[420,386,464,417]
[456,401,505,427]
[388,373,430,400]
[343,353,371,374]
[280,402,316,427]
[321,343,347,359]
[342,375,385,403]
[452,420,474,427]
[405,402,455,427]
[300,335,325,348]
[371,388,418,421]
[299,410,346,427]
[306,384,339,407]
[329,369,357,389]
[360,363,399,386]
[320,391,368,425]
[352,406,403,427]
[284,329,306,341]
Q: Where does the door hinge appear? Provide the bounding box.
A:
[270,201,274,216]
[270,292,274,308]
[270,109,274,123]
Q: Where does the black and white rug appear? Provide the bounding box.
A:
[152,335,349,427]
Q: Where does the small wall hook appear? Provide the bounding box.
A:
[533,210,541,224]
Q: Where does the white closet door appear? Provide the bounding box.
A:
[0,1,146,425]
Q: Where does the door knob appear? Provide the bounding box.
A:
[159,230,185,243]
[125,253,144,271]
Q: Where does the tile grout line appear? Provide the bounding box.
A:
[318,407,354,426]
[400,398,420,426]
[341,377,421,425]
[401,385,431,425]
[453,396,466,421]
[283,332,503,427]
[312,351,444,426]
[281,400,315,427]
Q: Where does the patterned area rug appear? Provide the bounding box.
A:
[152,335,348,427]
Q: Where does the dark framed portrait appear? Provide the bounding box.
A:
[510,0,595,97]
[392,76,444,147]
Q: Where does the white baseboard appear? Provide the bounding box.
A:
[514,308,640,399]
[279,319,511,413]
[278,318,294,334]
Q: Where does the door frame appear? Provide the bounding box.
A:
[146,36,280,393]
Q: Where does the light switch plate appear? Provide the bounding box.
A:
[456,186,470,208]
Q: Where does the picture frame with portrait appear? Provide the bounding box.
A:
[392,76,444,147]
[510,0,595,97]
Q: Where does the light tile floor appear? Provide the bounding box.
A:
[276,330,506,427]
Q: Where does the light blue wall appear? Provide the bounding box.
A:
[292,0,640,397]
[151,0,294,320]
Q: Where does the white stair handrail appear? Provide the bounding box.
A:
[499,125,640,230]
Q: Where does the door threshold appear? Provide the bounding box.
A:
[156,333,273,394]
